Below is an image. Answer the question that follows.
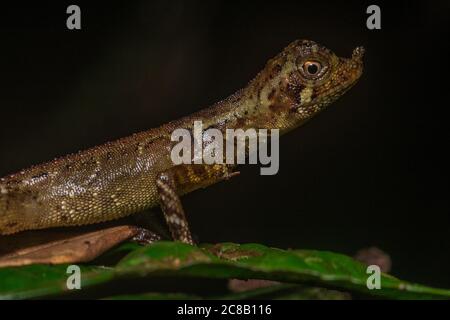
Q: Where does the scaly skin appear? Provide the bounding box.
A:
[0,40,364,235]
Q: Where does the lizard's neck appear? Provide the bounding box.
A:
[203,73,304,136]
[161,67,304,137]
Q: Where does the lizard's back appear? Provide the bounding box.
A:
[0,128,173,234]
[0,91,242,234]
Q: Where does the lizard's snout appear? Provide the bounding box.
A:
[345,46,364,80]
[352,46,365,63]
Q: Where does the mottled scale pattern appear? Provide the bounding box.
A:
[0,133,171,233]
[0,39,364,235]
[156,171,194,244]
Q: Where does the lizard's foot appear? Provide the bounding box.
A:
[130,226,163,245]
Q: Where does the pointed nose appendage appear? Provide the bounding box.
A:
[352,46,365,63]
[348,46,365,80]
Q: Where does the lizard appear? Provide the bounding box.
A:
[0,40,364,244]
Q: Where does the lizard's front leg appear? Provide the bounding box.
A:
[156,164,238,244]
[156,171,194,244]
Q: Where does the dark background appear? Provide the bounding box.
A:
[0,0,449,288]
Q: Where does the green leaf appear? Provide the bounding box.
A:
[0,242,449,299]
[0,264,114,299]
[115,242,450,299]
[104,284,351,300]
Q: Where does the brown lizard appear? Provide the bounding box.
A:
[0,40,364,244]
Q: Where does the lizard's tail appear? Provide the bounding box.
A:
[0,183,44,235]
[0,183,6,211]
[0,184,25,235]
[0,184,8,234]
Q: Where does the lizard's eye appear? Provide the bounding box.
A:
[303,61,322,76]
[297,58,329,81]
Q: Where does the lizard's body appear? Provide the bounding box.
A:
[0,40,364,242]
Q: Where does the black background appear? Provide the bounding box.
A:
[0,0,449,289]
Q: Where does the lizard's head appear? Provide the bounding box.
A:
[253,40,364,132]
